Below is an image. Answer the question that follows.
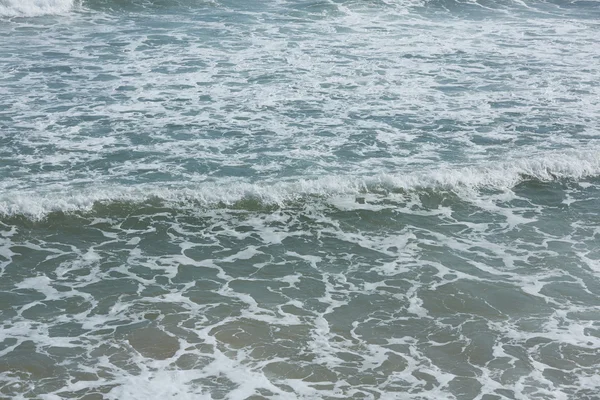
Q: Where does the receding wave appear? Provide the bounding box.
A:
[1,150,598,219]
[0,0,75,16]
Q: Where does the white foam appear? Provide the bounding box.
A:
[0,0,75,17]
[15,276,60,298]
[1,149,598,219]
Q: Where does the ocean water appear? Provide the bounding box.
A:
[1,0,600,399]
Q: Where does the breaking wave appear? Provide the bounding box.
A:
[1,149,598,219]
[0,0,76,16]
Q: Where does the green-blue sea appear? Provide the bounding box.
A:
[1,0,599,399]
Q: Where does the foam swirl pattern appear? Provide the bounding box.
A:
[1,0,599,399]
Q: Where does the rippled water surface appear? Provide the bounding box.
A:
[1,0,599,399]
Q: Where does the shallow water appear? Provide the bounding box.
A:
[1,0,600,399]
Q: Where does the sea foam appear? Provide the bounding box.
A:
[0,0,74,17]
[1,149,598,219]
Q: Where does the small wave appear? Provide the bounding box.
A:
[1,149,599,219]
[0,0,75,16]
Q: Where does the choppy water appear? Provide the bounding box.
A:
[1,0,600,399]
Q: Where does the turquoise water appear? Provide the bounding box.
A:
[1,0,600,399]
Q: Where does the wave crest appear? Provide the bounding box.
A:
[0,0,75,17]
[1,150,598,219]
